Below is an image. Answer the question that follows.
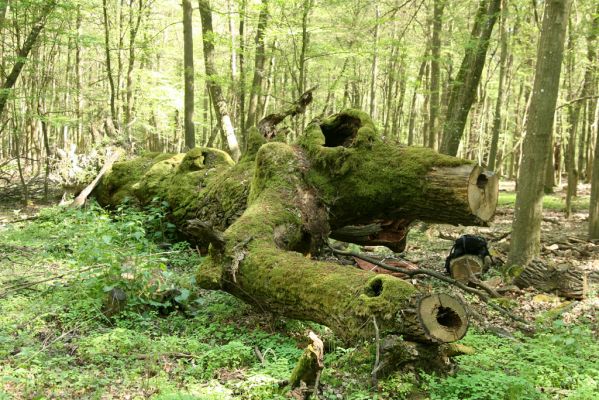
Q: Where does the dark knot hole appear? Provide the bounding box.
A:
[436,306,461,329]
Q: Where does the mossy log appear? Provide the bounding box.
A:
[95,109,498,344]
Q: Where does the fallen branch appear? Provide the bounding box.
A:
[0,264,108,298]
[258,86,317,139]
[70,148,123,208]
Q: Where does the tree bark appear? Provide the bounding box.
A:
[428,0,444,151]
[102,0,117,125]
[407,46,429,146]
[198,0,240,161]
[507,0,570,268]
[124,0,144,140]
[488,0,507,171]
[440,0,501,156]
[590,102,599,238]
[0,0,56,119]
[96,110,499,346]
[245,0,269,130]
[182,0,195,150]
[369,4,380,120]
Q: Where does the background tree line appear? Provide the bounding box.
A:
[0,0,598,239]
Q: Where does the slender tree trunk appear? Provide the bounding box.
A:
[125,0,144,141]
[198,0,240,161]
[407,46,429,146]
[440,0,502,156]
[102,0,117,124]
[238,0,246,141]
[590,101,599,238]
[586,8,599,236]
[428,0,444,150]
[245,0,269,129]
[75,5,84,148]
[0,0,8,33]
[507,0,570,268]
[182,0,195,149]
[369,4,380,119]
[488,0,508,171]
[0,1,56,119]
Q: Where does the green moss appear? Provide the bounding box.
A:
[178,147,234,173]
[297,110,472,226]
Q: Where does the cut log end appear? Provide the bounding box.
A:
[449,254,484,283]
[417,293,469,343]
[468,166,499,222]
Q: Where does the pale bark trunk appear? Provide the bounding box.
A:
[198,0,240,161]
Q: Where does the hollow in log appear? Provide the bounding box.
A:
[95,109,498,346]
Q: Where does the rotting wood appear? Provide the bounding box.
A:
[95,109,499,349]
[514,260,599,299]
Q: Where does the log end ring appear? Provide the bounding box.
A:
[417,293,469,343]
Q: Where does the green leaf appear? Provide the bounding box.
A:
[174,289,190,303]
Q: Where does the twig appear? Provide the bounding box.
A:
[371,315,381,388]
[0,264,108,298]
[331,248,531,327]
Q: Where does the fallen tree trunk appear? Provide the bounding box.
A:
[95,109,498,346]
[514,260,599,299]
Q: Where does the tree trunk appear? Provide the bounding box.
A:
[507,0,570,268]
[96,110,499,346]
[428,0,444,151]
[245,0,268,130]
[590,102,599,238]
[0,0,56,119]
[407,46,429,146]
[0,0,7,32]
[440,0,501,156]
[124,0,144,141]
[102,0,117,125]
[198,0,241,161]
[182,0,195,150]
[488,0,508,171]
[369,4,380,120]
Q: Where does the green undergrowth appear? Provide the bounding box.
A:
[498,192,590,212]
[1,204,597,399]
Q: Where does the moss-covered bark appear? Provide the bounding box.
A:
[95,109,498,345]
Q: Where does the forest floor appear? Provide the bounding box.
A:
[0,178,598,400]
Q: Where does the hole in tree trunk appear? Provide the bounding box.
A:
[321,115,361,147]
[476,173,488,189]
[366,278,383,297]
[435,306,462,329]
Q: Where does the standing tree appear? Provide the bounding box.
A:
[590,108,599,238]
[487,0,508,171]
[245,0,269,130]
[182,0,195,150]
[507,0,571,267]
[0,0,57,119]
[428,0,444,150]
[198,0,240,161]
[439,0,501,156]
